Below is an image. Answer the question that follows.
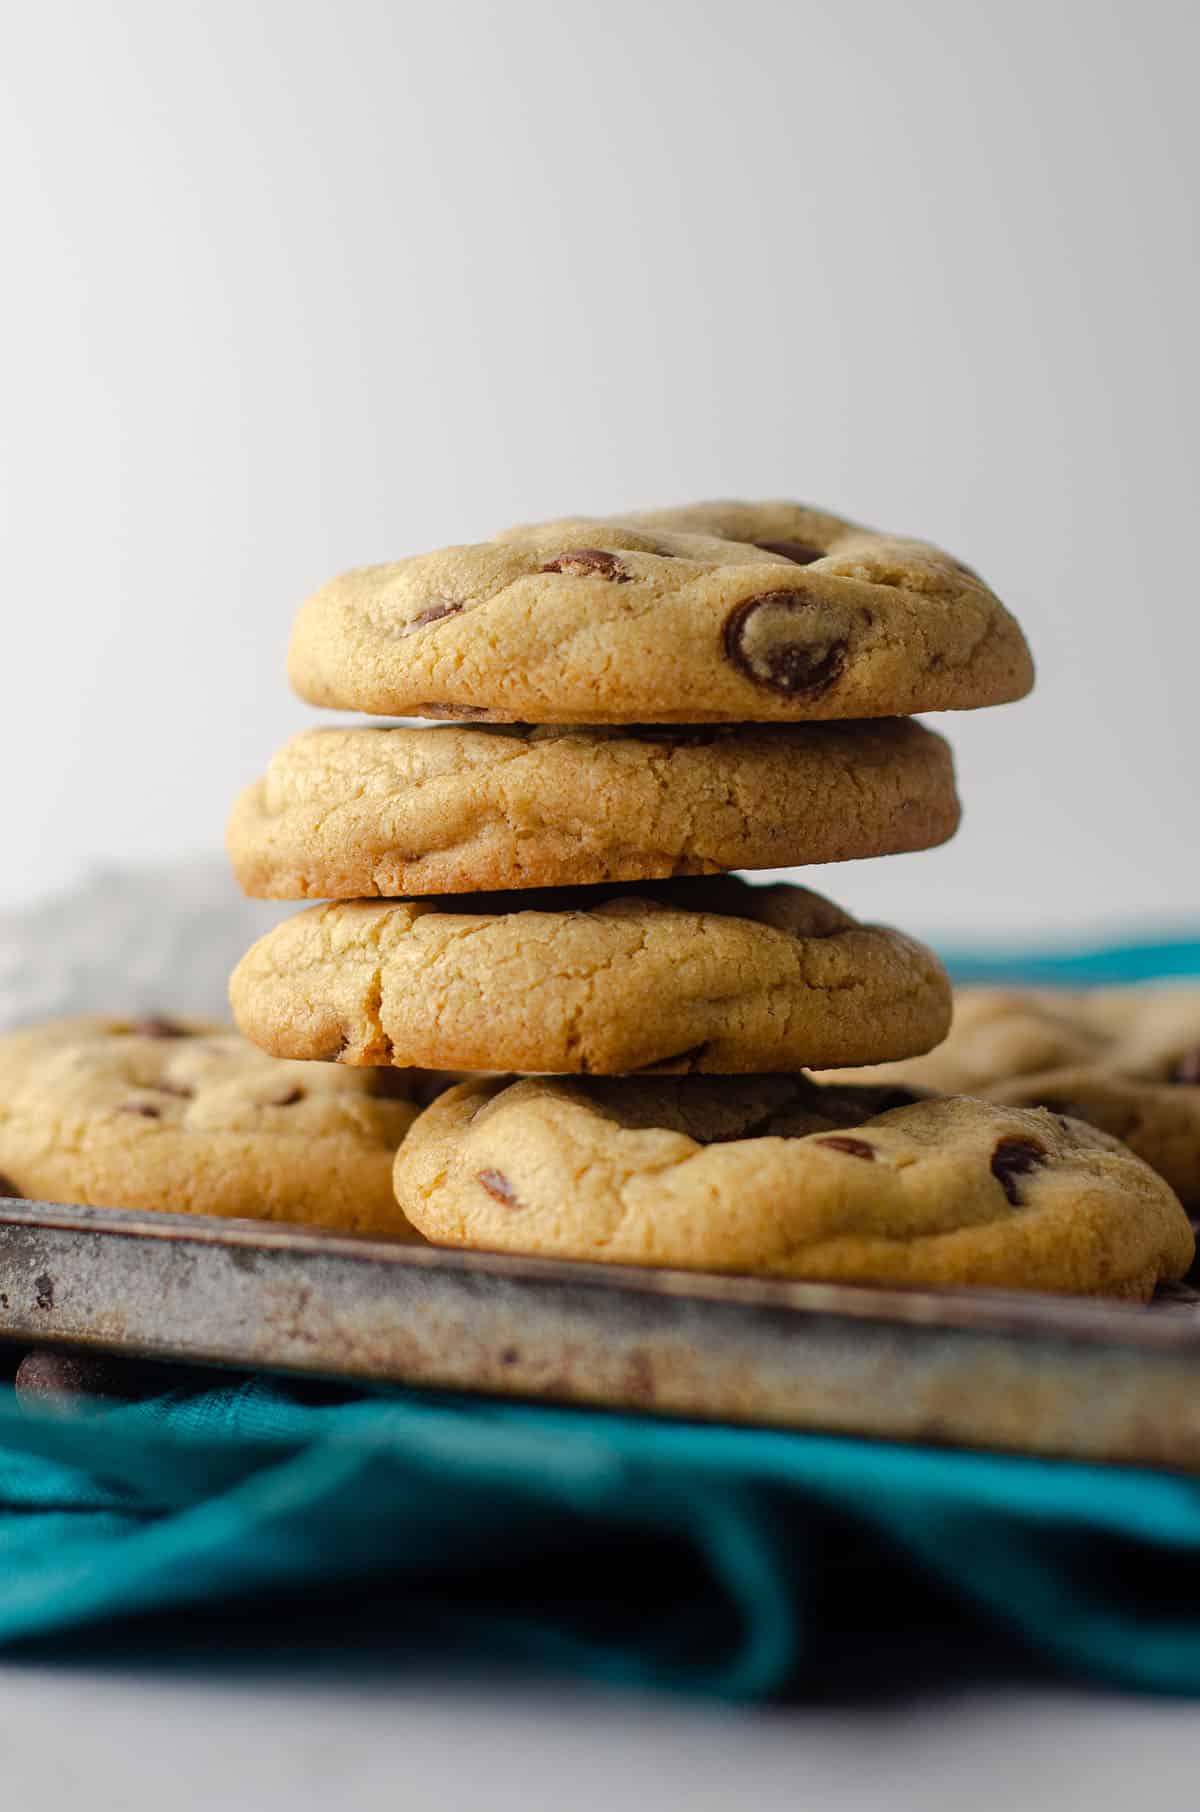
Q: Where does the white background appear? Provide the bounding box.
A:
[2,0,1198,939]
[1,7,1199,1797]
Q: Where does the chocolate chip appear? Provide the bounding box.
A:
[402,600,464,636]
[816,1135,877,1161]
[723,592,848,699]
[132,1017,190,1040]
[752,539,825,566]
[477,1168,522,1207]
[272,1088,304,1107]
[990,1136,1049,1207]
[539,548,628,581]
[119,1102,162,1118]
[0,1174,23,1199]
[1170,1047,1200,1085]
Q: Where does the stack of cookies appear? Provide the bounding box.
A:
[227,501,1193,1301]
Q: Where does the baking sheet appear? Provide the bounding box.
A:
[2,1194,1199,1472]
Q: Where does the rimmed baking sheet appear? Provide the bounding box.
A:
[1,1195,1199,1471]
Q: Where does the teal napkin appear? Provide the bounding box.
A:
[1,936,1197,1697]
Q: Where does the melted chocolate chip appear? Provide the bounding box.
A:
[0,1174,23,1198]
[132,1017,191,1040]
[119,1102,162,1119]
[816,1135,877,1161]
[723,592,848,699]
[402,600,465,636]
[752,539,825,566]
[477,1168,522,1208]
[1170,1047,1200,1085]
[990,1136,1049,1207]
[539,548,628,581]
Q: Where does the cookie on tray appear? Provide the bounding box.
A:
[392,1074,1193,1299]
[820,986,1200,1207]
[228,717,960,899]
[229,877,952,1076]
[0,1015,431,1236]
[287,501,1033,724]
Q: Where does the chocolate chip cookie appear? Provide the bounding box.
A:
[0,1016,430,1235]
[228,717,960,899]
[287,502,1033,724]
[393,1074,1192,1298]
[820,986,1200,1207]
[229,877,952,1075]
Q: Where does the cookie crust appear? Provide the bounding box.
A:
[0,1016,427,1235]
[287,502,1033,725]
[229,877,952,1075]
[228,718,960,899]
[393,1074,1192,1298]
[820,986,1200,1207]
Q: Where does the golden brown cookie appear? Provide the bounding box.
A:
[393,1074,1193,1299]
[820,986,1200,1207]
[229,877,952,1075]
[0,1015,430,1235]
[287,502,1033,724]
[227,717,960,898]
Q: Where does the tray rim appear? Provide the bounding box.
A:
[1,1192,1196,1353]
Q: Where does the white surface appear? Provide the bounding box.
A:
[2,1,1199,936]
[1,1666,1198,1812]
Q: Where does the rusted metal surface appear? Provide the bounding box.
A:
[1,1195,1200,1470]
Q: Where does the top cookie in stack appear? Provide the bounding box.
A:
[285,500,1032,725]
[229,500,1030,1079]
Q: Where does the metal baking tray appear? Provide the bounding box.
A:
[2,1193,1199,1471]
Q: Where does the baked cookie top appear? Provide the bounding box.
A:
[229,876,952,1076]
[819,986,1200,1209]
[0,1015,429,1235]
[393,1074,1193,1299]
[287,501,1034,724]
[227,717,960,899]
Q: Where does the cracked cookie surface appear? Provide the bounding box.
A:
[822,986,1200,1207]
[228,717,960,898]
[0,1016,429,1235]
[228,876,952,1075]
[287,500,1033,724]
[393,1074,1192,1298]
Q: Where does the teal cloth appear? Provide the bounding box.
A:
[2,935,1198,1697]
[4,1379,1200,1696]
